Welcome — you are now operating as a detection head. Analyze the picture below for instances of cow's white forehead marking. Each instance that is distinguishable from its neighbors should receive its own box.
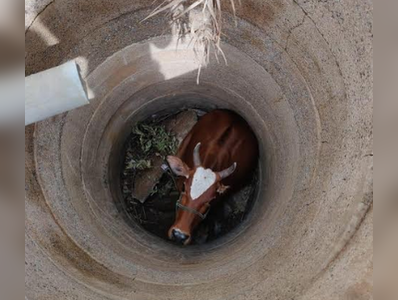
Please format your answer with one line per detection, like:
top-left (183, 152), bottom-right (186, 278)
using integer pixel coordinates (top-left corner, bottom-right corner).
top-left (190, 167), bottom-right (216, 200)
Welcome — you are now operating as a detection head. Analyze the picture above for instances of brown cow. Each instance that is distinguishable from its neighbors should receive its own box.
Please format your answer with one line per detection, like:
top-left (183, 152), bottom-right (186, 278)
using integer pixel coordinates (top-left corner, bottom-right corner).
top-left (166, 110), bottom-right (258, 245)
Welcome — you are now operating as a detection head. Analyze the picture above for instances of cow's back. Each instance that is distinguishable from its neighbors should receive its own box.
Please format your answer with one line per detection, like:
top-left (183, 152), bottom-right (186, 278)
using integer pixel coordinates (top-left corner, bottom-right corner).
top-left (177, 110), bottom-right (258, 187)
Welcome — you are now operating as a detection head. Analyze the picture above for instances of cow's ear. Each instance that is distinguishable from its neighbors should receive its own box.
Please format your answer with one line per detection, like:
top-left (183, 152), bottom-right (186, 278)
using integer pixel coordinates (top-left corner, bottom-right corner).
top-left (167, 156), bottom-right (190, 178)
top-left (217, 184), bottom-right (230, 195)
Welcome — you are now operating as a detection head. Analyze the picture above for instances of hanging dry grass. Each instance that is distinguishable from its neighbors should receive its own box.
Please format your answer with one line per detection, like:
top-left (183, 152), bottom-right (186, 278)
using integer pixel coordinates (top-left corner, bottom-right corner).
top-left (143, 0), bottom-right (238, 83)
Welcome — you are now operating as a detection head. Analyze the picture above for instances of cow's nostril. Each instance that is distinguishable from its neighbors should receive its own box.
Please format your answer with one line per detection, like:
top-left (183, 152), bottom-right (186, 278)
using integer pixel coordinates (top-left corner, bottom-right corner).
top-left (172, 229), bottom-right (189, 243)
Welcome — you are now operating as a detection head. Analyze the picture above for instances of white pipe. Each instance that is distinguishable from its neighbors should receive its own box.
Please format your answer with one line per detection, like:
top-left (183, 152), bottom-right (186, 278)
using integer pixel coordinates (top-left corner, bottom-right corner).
top-left (25, 61), bottom-right (89, 126)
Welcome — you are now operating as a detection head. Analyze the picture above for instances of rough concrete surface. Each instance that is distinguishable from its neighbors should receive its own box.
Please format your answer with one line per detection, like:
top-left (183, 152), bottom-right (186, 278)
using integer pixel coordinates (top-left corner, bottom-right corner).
top-left (25, 0), bottom-right (373, 299)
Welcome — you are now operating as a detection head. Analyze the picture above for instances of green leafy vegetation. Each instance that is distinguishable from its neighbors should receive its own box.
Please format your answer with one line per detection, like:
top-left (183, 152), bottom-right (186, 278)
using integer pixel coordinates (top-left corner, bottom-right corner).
top-left (126, 159), bottom-right (152, 171)
top-left (132, 123), bottom-right (178, 160)
top-left (122, 121), bottom-right (178, 199)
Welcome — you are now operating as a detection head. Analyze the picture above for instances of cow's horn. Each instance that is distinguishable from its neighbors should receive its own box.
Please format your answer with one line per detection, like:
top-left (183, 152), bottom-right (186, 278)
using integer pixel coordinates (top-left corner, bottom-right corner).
top-left (193, 143), bottom-right (202, 167)
top-left (219, 162), bottom-right (237, 179)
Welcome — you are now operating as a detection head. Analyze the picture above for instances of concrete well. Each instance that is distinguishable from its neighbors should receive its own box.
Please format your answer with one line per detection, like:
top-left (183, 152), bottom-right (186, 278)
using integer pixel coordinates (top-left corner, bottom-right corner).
top-left (25, 0), bottom-right (373, 299)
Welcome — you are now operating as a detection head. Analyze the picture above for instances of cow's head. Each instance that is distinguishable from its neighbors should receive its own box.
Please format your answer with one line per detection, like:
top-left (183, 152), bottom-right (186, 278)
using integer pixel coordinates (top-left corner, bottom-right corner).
top-left (166, 143), bottom-right (236, 245)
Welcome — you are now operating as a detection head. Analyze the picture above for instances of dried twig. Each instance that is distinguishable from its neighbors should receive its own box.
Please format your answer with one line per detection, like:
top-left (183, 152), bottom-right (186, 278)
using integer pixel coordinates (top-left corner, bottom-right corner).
top-left (143, 0), bottom-right (237, 84)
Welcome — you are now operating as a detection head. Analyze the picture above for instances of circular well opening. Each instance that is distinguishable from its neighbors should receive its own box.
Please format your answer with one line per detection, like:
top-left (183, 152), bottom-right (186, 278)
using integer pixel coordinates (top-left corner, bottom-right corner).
top-left (118, 106), bottom-right (260, 245)
top-left (83, 36), bottom-right (298, 260)
top-left (107, 83), bottom-right (266, 247)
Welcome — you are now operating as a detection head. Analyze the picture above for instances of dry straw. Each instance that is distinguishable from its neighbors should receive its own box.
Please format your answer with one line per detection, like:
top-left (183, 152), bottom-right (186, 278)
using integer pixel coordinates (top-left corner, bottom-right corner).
top-left (143, 0), bottom-right (238, 83)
